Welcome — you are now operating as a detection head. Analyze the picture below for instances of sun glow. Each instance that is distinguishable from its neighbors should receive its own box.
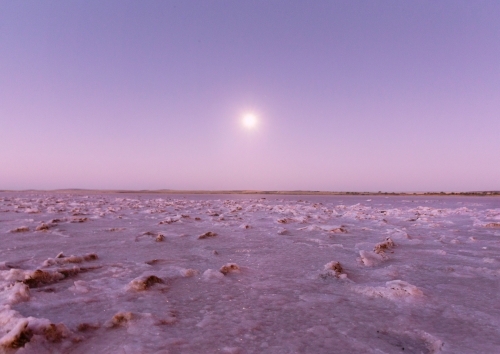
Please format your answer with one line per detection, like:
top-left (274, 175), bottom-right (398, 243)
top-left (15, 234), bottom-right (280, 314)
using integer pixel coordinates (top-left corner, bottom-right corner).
top-left (242, 113), bottom-right (258, 129)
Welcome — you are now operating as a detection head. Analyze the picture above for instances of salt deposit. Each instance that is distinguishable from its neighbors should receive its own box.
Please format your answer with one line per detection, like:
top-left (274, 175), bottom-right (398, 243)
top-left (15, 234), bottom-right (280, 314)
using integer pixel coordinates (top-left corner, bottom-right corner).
top-left (1, 192), bottom-right (499, 353)
top-left (219, 263), bottom-right (241, 275)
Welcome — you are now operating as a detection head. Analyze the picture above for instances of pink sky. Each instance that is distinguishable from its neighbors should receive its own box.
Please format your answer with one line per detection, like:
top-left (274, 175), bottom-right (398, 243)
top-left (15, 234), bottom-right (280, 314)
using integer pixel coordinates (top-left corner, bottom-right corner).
top-left (1, 1), bottom-right (499, 191)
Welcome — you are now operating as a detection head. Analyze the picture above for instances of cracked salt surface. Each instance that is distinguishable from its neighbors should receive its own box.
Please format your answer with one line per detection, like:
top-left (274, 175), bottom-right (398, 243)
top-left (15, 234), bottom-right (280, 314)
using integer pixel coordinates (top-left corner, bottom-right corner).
top-left (0, 193), bottom-right (500, 353)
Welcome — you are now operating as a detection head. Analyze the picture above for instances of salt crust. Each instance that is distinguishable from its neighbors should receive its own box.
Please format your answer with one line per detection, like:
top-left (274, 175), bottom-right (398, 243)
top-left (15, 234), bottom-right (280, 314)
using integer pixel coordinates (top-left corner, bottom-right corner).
top-left (127, 275), bottom-right (164, 291)
top-left (359, 250), bottom-right (385, 267)
top-left (3, 194), bottom-right (497, 352)
top-left (0, 306), bottom-right (75, 351)
top-left (219, 263), bottom-right (240, 275)
top-left (202, 269), bottom-right (224, 281)
top-left (105, 310), bottom-right (177, 329)
top-left (0, 252), bottom-right (103, 350)
top-left (320, 261), bottom-right (347, 279)
top-left (353, 280), bottom-right (424, 301)
top-left (276, 227), bottom-right (288, 235)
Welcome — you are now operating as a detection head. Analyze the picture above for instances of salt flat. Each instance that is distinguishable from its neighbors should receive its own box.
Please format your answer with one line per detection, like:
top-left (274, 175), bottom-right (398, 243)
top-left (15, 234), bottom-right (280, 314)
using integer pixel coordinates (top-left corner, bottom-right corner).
top-left (1, 192), bottom-right (499, 353)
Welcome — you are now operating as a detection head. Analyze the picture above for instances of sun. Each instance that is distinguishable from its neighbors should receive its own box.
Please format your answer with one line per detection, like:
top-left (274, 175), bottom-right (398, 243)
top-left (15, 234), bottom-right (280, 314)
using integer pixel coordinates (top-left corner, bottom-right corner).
top-left (242, 113), bottom-right (258, 129)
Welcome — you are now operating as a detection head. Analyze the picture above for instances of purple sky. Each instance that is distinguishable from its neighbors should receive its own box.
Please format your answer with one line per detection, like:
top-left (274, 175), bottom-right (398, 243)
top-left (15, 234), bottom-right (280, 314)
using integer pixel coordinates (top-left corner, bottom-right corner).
top-left (1, 1), bottom-right (499, 192)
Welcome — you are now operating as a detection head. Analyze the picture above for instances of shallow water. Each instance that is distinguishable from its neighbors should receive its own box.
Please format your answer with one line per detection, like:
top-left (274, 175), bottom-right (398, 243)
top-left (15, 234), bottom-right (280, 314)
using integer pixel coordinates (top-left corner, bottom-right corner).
top-left (1, 192), bottom-right (499, 353)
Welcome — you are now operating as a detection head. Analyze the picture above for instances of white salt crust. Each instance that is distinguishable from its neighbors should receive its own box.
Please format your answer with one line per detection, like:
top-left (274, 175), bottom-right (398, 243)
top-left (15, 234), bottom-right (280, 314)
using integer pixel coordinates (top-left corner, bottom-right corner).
top-left (1, 193), bottom-right (499, 352)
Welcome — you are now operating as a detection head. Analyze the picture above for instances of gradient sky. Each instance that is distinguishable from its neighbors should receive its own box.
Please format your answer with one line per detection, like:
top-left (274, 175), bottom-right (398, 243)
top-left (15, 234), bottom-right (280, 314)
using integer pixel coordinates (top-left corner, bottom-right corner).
top-left (1, 1), bottom-right (499, 192)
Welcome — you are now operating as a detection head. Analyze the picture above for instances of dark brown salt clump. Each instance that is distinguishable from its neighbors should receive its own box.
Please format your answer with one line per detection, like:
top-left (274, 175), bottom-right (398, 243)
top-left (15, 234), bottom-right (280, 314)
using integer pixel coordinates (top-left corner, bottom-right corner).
top-left (0, 320), bottom-right (32, 349)
top-left (220, 263), bottom-right (240, 275)
top-left (9, 226), bottom-right (29, 233)
top-left (77, 322), bottom-right (100, 332)
top-left (128, 275), bottom-right (164, 291)
top-left (42, 253), bottom-right (98, 267)
top-left (108, 312), bottom-right (133, 328)
top-left (374, 237), bottom-right (395, 254)
top-left (198, 231), bottom-right (217, 239)
top-left (23, 270), bottom-right (65, 288)
top-left (321, 261), bottom-right (347, 279)
top-left (35, 223), bottom-right (51, 231)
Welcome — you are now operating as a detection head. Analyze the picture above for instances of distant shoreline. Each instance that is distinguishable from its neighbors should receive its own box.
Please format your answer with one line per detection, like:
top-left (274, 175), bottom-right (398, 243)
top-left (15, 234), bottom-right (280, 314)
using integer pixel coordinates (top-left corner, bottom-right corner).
top-left (1, 189), bottom-right (499, 196)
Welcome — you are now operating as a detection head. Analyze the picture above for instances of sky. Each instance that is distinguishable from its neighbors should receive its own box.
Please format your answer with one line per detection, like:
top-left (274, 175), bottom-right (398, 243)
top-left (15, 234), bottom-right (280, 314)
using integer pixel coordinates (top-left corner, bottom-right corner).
top-left (1, 1), bottom-right (499, 192)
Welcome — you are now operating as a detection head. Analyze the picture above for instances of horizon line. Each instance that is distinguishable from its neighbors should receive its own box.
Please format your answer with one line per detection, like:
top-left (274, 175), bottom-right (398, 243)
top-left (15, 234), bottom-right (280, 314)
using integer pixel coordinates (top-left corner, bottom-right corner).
top-left (1, 189), bottom-right (499, 196)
